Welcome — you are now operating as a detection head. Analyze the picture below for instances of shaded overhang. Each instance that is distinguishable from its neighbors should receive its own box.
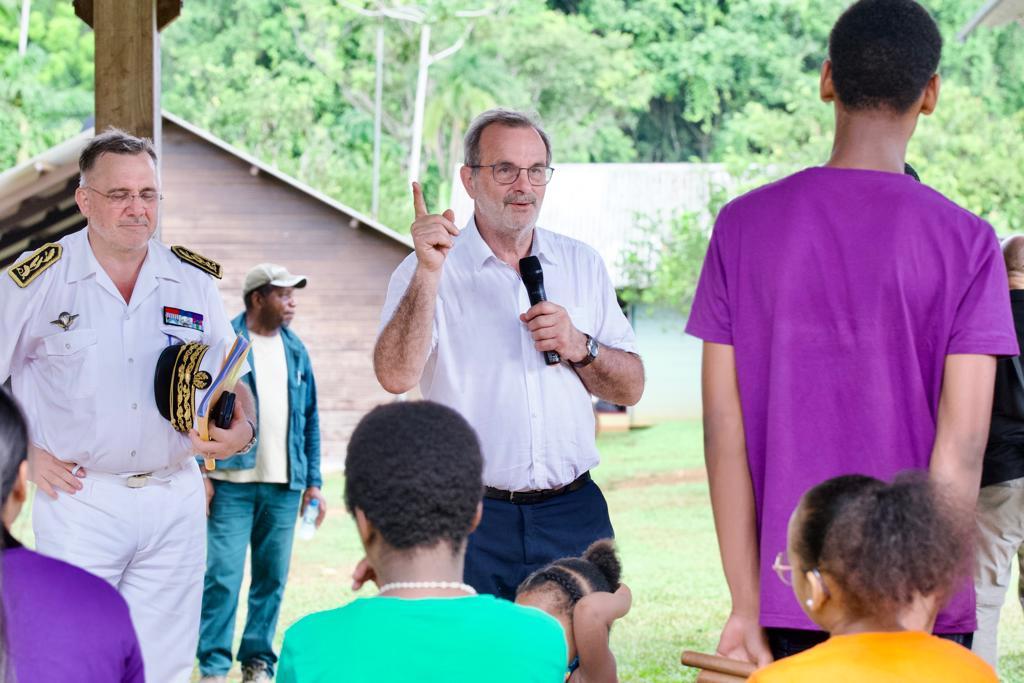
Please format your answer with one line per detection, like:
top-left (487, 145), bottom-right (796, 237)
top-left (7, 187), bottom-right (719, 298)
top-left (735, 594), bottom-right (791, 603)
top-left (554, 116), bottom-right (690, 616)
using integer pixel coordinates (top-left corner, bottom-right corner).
top-left (0, 131), bottom-right (92, 267)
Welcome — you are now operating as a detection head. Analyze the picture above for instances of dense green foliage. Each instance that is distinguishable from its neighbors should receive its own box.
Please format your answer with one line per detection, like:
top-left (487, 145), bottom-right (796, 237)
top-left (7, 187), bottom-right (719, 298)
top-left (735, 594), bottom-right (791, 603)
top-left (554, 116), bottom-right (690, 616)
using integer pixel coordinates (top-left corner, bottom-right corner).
top-left (0, 0), bottom-right (91, 167)
top-left (619, 209), bottom-right (711, 318)
top-left (2, 0), bottom-right (1023, 285)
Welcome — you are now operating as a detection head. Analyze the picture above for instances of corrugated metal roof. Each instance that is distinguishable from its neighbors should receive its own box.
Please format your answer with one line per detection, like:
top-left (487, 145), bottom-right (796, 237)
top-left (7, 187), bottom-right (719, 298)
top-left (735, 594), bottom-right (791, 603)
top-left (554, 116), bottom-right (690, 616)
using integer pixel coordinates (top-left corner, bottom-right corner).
top-left (0, 131), bottom-right (90, 265)
top-left (449, 162), bottom-right (728, 287)
top-left (959, 0), bottom-right (1024, 40)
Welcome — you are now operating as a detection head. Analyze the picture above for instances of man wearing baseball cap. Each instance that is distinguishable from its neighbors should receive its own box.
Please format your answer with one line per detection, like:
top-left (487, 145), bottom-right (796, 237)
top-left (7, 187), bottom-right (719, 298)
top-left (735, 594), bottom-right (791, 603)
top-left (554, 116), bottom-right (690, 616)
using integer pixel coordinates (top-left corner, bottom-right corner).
top-left (197, 263), bottom-right (325, 683)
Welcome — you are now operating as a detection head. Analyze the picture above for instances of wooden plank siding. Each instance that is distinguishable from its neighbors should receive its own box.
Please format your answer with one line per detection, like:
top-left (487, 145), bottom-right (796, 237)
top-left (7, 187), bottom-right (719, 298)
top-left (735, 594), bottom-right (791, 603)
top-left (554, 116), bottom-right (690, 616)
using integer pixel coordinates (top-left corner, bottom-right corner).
top-left (160, 121), bottom-right (411, 470)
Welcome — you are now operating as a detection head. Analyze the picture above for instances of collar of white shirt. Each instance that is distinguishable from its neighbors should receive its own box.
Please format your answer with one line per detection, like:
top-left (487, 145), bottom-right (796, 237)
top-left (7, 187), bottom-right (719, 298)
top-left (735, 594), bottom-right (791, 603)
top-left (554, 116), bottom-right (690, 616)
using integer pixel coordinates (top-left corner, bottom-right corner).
top-left (64, 229), bottom-right (182, 286)
top-left (459, 216), bottom-right (559, 273)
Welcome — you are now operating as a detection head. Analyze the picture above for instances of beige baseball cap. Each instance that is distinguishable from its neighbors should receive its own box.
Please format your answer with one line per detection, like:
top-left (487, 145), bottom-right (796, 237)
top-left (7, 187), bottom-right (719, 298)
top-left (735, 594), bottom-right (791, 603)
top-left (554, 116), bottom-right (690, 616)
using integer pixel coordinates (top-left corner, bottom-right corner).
top-left (243, 263), bottom-right (308, 296)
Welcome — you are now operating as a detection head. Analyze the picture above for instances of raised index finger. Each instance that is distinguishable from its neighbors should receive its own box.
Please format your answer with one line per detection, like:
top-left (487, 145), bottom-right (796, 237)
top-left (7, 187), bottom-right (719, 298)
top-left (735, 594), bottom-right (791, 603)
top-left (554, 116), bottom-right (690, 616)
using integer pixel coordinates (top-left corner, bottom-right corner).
top-left (411, 182), bottom-right (428, 218)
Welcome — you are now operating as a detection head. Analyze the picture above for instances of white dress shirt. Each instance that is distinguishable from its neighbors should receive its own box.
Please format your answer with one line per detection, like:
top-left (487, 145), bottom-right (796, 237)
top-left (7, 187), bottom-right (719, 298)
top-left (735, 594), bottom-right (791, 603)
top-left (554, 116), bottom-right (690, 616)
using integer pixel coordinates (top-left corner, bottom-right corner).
top-left (380, 218), bottom-right (638, 491)
top-left (0, 228), bottom-right (240, 474)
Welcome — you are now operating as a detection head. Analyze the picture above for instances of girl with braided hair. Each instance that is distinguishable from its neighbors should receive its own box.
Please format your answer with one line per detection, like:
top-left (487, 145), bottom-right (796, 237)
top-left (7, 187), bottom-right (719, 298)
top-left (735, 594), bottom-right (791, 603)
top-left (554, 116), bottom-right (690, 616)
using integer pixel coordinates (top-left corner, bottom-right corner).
top-left (750, 473), bottom-right (995, 682)
top-left (515, 539), bottom-right (631, 683)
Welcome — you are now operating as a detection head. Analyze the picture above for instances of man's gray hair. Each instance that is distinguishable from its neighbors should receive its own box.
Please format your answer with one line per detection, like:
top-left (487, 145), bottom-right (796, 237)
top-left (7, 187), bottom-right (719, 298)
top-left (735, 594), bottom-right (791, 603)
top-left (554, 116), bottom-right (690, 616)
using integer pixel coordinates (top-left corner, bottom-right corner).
top-left (79, 127), bottom-right (158, 187)
top-left (463, 109), bottom-right (552, 167)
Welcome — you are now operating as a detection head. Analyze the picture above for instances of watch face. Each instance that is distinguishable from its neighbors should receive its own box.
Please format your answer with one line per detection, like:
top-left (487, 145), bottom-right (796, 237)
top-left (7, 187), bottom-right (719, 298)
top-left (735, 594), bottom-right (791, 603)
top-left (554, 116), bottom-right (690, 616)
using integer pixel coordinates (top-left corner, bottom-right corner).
top-left (574, 334), bottom-right (599, 368)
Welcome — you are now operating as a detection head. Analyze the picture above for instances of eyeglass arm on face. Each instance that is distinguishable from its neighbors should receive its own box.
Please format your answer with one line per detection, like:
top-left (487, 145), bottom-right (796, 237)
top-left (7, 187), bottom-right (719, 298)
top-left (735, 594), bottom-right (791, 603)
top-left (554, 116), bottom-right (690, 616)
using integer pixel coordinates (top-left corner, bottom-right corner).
top-left (467, 164), bottom-right (555, 186)
top-left (83, 186), bottom-right (163, 204)
top-left (772, 552), bottom-right (831, 598)
top-left (772, 552), bottom-right (793, 586)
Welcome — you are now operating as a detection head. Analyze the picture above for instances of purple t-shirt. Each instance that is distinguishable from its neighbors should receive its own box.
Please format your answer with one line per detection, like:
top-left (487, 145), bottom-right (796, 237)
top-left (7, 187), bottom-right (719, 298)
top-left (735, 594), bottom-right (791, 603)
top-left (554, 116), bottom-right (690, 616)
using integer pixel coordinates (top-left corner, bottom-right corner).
top-left (3, 537), bottom-right (144, 682)
top-left (686, 167), bottom-right (1018, 632)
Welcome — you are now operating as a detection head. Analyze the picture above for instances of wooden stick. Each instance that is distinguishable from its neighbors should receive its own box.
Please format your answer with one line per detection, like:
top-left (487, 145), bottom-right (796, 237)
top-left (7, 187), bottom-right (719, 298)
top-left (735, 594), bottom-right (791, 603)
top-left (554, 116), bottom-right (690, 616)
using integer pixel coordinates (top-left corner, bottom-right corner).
top-left (681, 651), bottom-right (757, 678)
top-left (696, 671), bottom-right (749, 683)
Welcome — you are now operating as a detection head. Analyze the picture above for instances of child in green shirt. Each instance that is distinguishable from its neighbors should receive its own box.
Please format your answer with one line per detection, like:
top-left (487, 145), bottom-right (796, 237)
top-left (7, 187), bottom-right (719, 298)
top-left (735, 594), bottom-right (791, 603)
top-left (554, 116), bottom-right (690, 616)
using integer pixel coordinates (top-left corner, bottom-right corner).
top-left (277, 401), bottom-right (567, 683)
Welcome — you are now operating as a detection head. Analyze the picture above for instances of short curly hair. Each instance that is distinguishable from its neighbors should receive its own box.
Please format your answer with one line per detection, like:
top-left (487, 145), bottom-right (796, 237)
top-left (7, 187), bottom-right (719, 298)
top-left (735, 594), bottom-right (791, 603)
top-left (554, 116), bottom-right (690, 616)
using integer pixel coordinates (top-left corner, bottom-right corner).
top-left (793, 472), bottom-right (973, 618)
top-left (828, 0), bottom-right (942, 113)
top-left (344, 401), bottom-right (483, 552)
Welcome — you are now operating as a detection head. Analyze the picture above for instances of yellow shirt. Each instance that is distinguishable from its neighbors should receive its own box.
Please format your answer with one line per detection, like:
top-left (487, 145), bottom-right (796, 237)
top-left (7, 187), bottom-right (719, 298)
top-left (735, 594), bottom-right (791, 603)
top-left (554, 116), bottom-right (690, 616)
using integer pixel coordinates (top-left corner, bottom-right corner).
top-left (748, 631), bottom-right (997, 683)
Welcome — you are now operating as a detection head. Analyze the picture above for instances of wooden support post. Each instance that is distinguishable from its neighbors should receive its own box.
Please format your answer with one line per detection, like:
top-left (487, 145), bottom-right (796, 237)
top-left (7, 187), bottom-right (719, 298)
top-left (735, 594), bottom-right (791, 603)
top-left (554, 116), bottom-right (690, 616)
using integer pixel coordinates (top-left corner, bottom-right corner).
top-left (92, 0), bottom-right (160, 143)
top-left (74, 0), bottom-right (180, 143)
top-left (74, 0), bottom-right (180, 238)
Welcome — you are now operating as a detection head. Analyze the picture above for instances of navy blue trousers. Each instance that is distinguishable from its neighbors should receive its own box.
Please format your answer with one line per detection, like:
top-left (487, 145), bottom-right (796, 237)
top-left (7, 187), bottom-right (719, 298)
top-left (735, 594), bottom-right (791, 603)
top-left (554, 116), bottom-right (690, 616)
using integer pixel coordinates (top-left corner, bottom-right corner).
top-left (464, 479), bottom-right (614, 601)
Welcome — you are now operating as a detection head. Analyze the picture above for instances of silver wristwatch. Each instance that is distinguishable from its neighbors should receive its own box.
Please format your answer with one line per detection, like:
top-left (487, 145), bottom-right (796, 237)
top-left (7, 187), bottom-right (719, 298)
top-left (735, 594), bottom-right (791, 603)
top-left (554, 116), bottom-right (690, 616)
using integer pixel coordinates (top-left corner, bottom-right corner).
top-left (572, 334), bottom-right (599, 368)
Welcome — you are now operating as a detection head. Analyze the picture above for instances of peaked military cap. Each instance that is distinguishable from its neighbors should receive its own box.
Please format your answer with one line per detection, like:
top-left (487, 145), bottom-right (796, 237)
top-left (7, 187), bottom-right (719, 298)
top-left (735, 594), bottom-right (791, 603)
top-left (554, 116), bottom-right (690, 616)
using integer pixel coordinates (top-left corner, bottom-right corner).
top-left (153, 340), bottom-right (227, 433)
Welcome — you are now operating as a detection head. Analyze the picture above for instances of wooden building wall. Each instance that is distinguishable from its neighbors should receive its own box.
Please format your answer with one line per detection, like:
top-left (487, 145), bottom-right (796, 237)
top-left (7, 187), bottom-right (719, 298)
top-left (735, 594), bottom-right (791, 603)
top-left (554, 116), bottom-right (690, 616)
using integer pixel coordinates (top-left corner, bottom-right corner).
top-left (160, 121), bottom-right (410, 470)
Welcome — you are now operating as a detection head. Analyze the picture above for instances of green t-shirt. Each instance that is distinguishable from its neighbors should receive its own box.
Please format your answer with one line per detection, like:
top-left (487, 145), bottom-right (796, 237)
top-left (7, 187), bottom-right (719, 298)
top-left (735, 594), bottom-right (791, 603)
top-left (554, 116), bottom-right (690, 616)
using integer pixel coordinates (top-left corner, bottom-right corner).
top-left (277, 594), bottom-right (568, 683)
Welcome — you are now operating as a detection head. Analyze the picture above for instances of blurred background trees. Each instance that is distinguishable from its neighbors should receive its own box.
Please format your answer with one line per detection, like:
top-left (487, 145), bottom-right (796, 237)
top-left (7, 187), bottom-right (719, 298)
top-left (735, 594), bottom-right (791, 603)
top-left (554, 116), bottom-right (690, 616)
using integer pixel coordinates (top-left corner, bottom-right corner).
top-left (3, 0), bottom-right (1022, 303)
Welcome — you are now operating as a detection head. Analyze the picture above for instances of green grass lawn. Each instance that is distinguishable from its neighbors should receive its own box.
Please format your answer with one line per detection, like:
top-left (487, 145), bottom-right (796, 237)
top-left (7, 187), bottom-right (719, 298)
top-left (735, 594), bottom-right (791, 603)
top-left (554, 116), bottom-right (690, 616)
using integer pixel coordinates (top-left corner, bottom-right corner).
top-left (13, 421), bottom-right (1024, 681)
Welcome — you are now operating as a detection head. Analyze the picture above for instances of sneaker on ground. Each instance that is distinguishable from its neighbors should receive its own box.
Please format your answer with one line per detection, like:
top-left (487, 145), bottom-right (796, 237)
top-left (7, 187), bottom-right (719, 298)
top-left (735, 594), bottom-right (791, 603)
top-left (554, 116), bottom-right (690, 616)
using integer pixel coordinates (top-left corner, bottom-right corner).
top-left (241, 660), bottom-right (272, 683)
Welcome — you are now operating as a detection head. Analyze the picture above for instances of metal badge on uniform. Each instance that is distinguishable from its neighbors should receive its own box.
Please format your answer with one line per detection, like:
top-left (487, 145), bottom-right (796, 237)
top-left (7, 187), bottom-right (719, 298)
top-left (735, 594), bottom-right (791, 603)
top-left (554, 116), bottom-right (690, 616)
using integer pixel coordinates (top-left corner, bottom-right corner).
top-left (49, 311), bottom-right (79, 332)
top-left (163, 306), bottom-right (204, 332)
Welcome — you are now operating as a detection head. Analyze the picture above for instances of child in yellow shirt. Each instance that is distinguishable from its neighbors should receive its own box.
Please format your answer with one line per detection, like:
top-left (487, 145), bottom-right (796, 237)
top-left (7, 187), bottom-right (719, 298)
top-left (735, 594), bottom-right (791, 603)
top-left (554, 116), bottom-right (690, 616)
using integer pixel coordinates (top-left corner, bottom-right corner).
top-left (749, 473), bottom-right (996, 683)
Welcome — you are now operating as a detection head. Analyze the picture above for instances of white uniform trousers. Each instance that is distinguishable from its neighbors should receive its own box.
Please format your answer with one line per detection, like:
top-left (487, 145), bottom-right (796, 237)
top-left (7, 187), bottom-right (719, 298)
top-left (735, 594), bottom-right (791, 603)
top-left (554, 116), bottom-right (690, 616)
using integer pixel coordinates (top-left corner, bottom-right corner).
top-left (973, 476), bottom-right (1024, 668)
top-left (33, 459), bottom-right (206, 683)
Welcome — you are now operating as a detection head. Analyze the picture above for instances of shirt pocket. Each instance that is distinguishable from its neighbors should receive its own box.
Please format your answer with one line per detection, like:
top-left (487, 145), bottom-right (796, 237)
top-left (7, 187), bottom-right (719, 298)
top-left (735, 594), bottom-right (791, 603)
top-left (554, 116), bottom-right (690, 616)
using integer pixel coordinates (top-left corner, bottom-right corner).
top-left (41, 329), bottom-right (98, 399)
top-left (160, 325), bottom-right (204, 346)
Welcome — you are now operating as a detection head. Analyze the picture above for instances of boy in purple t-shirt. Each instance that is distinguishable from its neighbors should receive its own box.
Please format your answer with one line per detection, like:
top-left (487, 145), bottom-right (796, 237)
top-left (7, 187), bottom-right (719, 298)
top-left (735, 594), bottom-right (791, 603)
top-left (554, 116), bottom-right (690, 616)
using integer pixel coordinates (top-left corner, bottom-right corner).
top-left (686, 0), bottom-right (1017, 667)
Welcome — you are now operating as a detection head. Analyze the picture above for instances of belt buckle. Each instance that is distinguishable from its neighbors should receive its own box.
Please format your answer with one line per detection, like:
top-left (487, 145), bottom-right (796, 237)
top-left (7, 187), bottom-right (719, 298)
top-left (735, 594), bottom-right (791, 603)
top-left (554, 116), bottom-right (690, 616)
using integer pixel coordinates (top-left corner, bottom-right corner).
top-left (126, 474), bottom-right (150, 489)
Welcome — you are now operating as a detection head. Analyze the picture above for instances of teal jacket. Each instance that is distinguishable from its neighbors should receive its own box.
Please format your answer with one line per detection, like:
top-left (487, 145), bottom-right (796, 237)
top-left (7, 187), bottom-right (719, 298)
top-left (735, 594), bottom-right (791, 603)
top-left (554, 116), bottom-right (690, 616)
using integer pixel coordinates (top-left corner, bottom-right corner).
top-left (214, 313), bottom-right (323, 490)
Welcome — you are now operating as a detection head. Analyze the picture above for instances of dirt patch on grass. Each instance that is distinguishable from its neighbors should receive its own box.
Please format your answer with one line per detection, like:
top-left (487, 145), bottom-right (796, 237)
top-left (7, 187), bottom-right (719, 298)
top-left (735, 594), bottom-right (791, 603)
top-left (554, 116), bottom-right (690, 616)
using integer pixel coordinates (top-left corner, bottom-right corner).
top-left (606, 467), bottom-right (707, 490)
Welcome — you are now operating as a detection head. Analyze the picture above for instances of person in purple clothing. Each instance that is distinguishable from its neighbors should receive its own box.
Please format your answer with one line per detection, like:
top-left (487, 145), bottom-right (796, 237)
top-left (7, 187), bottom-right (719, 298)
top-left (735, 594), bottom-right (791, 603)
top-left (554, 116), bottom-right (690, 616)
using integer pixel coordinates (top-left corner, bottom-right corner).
top-left (0, 387), bottom-right (144, 683)
top-left (687, 0), bottom-right (1018, 667)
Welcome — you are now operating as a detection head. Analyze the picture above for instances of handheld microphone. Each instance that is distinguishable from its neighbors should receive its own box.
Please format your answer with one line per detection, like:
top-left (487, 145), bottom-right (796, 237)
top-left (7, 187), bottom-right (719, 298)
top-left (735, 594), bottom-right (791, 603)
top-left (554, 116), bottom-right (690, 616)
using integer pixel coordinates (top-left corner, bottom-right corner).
top-left (519, 255), bottom-right (561, 365)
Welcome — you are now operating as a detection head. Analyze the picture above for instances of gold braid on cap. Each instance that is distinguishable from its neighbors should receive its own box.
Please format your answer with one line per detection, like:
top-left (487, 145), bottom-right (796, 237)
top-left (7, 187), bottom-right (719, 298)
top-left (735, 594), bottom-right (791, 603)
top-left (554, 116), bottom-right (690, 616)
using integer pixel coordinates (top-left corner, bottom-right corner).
top-left (169, 342), bottom-right (210, 433)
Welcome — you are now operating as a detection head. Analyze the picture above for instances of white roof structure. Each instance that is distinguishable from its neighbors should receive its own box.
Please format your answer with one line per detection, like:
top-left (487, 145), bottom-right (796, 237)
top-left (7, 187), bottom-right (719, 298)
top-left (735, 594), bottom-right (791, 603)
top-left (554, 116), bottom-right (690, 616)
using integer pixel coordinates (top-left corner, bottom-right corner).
top-left (959, 0), bottom-right (1024, 40)
top-left (449, 162), bottom-right (727, 287)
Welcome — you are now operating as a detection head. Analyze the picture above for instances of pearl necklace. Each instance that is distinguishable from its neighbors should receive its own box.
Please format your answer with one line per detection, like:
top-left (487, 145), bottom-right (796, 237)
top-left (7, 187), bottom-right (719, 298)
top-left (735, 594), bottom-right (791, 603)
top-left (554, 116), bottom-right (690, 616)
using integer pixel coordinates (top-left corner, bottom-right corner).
top-left (377, 581), bottom-right (477, 595)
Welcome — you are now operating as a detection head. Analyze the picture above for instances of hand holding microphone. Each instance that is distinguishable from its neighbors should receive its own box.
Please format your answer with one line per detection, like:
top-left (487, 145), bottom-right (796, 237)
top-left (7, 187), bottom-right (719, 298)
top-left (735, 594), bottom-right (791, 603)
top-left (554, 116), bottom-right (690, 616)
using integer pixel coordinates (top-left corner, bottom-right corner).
top-left (519, 255), bottom-right (590, 366)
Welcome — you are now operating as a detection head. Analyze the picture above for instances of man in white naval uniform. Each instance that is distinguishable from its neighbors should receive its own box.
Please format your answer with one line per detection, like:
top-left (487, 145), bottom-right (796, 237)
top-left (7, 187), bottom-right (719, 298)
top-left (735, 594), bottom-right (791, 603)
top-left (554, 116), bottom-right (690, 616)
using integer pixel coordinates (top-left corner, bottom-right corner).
top-left (0, 129), bottom-right (255, 682)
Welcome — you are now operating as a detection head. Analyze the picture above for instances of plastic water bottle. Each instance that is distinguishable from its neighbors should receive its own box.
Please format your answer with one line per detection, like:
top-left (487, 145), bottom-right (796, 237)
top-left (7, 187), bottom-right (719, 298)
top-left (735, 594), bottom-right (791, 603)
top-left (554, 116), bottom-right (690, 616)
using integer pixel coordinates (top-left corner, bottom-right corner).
top-left (299, 499), bottom-right (319, 541)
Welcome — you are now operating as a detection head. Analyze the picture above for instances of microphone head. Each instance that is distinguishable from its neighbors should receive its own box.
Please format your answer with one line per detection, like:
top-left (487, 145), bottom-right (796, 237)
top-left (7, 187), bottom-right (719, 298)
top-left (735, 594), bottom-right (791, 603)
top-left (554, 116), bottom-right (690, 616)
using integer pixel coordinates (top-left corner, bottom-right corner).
top-left (519, 255), bottom-right (544, 289)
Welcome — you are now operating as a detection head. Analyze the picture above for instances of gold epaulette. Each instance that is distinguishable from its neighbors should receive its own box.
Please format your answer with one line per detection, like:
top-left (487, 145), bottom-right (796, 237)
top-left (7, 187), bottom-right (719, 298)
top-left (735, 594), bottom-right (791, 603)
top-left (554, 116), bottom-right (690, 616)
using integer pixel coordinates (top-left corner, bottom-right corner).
top-left (171, 245), bottom-right (223, 279)
top-left (7, 243), bottom-right (62, 288)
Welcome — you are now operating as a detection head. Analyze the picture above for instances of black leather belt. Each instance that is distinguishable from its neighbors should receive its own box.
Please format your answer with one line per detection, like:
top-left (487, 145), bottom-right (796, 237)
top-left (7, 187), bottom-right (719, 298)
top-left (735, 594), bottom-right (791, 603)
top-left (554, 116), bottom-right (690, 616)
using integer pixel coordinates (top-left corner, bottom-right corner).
top-left (484, 472), bottom-right (591, 505)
